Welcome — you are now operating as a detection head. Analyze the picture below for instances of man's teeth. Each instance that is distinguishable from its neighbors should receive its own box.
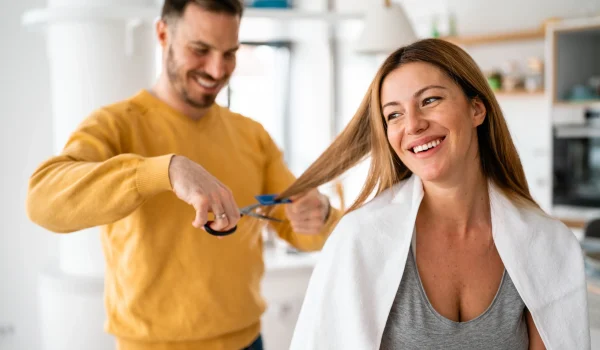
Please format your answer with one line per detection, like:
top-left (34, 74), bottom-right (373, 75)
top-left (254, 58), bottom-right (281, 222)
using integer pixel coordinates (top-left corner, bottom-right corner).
top-left (413, 139), bottom-right (442, 153)
top-left (196, 78), bottom-right (218, 89)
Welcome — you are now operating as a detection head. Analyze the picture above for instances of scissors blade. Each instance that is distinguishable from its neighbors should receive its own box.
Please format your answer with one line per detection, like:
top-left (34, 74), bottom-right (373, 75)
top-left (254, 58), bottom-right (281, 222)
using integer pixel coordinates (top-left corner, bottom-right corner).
top-left (239, 203), bottom-right (263, 213)
top-left (237, 194), bottom-right (292, 223)
top-left (244, 212), bottom-right (283, 222)
top-left (205, 195), bottom-right (289, 236)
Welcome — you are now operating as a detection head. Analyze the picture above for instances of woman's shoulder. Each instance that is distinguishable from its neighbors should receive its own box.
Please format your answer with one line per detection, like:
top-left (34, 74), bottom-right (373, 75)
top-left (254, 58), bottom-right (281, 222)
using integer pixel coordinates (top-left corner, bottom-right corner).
top-left (490, 184), bottom-right (581, 253)
top-left (521, 206), bottom-right (577, 235)
top-left (514, 204), bottom-right (583, 257)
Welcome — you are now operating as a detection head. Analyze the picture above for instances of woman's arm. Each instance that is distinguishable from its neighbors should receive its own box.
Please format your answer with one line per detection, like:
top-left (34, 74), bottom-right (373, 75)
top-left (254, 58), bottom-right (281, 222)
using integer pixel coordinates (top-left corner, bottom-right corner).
top-left (526, 309), bottom-right (546, 350)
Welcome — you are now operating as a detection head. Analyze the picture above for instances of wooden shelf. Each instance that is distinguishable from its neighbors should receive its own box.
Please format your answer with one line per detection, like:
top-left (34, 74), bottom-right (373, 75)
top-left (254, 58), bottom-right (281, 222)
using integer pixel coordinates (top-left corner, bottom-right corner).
top-left (441, 28), bottom-right (545, 46)
top-left (494, 88), bottom-right (545, 96)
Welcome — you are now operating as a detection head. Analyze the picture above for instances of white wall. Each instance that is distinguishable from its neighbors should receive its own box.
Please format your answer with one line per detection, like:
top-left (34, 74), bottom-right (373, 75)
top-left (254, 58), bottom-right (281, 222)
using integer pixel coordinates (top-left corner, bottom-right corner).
top-left (0, 1), bottom-right (58, 349)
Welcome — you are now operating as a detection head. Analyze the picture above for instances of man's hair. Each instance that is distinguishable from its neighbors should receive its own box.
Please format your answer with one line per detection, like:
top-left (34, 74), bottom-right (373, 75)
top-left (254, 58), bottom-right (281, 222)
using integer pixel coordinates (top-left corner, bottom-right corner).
top-left (161, 0), bottom-right (244, 22)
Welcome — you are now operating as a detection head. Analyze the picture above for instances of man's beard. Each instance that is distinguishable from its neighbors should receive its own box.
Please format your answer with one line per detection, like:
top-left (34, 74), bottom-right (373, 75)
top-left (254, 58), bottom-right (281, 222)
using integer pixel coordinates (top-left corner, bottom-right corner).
top-left (166, 46), bottom-right (223, 109)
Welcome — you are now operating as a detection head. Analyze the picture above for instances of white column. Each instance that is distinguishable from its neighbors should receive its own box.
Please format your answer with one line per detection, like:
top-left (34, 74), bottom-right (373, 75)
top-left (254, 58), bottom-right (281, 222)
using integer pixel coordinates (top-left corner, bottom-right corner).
top-left (22, 1), bottom-right (157, 348)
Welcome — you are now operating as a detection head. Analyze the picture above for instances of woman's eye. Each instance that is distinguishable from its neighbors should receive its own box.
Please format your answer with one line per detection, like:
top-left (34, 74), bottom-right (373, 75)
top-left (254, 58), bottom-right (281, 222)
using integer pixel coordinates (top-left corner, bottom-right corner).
top-left (422, 96), bottom-right (441, 106)
top-left (387, 112), bottom-right (403, 121)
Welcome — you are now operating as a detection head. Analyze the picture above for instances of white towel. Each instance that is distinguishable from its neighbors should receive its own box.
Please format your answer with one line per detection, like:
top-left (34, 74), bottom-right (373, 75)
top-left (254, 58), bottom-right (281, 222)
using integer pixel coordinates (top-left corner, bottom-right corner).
top-left (290, 175), bottom-right (590, 350)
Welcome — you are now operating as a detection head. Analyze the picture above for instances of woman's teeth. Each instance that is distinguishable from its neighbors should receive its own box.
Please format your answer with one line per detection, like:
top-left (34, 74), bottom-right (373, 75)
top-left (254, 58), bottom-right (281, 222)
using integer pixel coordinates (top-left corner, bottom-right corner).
top-left (196, 77), bottom-right (218, 89)
top-left (413, 139), bottom-right (442, 154)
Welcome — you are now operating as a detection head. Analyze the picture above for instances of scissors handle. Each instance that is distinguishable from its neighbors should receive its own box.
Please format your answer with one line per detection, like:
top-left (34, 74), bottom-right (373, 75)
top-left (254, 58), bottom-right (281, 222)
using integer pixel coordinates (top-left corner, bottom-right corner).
top-left (204, 221), bottom-right (238, 236)
top-left (203, 195), bottom-right (291, 236)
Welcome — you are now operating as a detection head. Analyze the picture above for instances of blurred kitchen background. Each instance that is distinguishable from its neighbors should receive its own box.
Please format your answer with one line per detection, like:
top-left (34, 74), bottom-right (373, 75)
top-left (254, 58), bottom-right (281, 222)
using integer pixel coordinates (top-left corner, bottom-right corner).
top-left (2, 0), bottom-right (600, 349)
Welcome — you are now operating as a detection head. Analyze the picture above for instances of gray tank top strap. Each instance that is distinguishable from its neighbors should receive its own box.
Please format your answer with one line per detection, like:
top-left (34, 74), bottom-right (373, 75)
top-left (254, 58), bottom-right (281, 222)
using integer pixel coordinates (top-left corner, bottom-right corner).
top-left (380, 248), bottom-right (529, 350)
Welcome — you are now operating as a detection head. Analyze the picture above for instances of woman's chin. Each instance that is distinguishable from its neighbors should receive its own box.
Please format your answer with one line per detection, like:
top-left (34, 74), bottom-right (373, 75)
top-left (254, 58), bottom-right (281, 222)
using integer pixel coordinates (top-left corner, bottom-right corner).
top-left (412, 167), bottom-right (446, 183)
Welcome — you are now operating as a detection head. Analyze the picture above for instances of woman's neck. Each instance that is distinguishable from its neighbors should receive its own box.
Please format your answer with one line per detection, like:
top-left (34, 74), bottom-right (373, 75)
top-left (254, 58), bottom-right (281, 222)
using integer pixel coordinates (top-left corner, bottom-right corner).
top-left (419, 166), bottom-right (490, 236)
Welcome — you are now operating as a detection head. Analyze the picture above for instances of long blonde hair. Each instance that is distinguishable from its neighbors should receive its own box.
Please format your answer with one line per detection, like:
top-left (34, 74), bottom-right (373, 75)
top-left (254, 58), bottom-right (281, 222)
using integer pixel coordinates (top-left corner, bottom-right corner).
top-left (279, 39), bottom-right (537, 212)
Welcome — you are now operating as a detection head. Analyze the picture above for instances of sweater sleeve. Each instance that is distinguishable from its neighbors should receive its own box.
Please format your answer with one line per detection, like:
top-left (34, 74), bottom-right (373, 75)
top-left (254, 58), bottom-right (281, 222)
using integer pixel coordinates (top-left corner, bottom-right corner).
top-left (258, 125), bottom-right (342, 252)
top-left (26, 109), bottom-right (174, 233)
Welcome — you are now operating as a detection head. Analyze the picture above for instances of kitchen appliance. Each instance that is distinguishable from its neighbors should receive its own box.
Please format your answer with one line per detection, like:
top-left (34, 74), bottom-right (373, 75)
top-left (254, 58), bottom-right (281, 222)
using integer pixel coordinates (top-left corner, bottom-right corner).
top-left (553, 107), bottom-right (600, 207)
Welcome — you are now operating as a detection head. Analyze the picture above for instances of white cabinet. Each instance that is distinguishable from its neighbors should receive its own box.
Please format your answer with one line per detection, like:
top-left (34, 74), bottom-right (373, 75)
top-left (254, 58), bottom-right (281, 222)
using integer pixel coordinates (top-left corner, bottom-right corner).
top-left (38, 266), bottom-right (114, 350)
top-left (545, 17), bottom-right (600, 219)
top-left (497, 95), bottom-right (553, 211)
top-left (546, 18), bottom-right (600, 125)
top-left (261, 249), bottom-right (318, 350)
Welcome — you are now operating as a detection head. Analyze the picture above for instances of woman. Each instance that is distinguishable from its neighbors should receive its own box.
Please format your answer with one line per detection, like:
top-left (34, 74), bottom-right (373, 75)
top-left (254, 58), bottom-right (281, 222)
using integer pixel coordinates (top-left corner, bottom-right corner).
top-left (279, 39), bottom-right (589, 349)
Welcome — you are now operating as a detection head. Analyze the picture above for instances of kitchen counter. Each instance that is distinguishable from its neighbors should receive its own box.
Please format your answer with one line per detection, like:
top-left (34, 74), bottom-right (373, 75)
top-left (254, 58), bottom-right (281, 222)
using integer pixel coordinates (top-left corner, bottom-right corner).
top-left (551, 205), bottom-right (600, 240)
top-left (261, 247), bottom-right (320, 350)
top-left (263, 247), bottom-right (320, 272)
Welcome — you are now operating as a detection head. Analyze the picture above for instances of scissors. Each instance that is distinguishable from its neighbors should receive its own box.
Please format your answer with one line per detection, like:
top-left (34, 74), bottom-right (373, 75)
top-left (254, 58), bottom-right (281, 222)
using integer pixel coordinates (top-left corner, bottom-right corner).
top-left (204, 194), bottom-right (292, 236)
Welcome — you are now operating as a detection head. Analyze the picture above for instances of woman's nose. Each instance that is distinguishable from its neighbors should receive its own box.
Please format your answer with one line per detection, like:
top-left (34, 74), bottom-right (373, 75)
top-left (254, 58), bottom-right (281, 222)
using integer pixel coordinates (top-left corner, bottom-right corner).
top-left (405, 109), bottom-right (428, 135)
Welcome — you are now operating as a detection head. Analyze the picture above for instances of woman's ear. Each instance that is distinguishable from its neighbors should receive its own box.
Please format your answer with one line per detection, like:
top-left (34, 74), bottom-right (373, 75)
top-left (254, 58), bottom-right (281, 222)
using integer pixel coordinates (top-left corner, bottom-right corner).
top-left (470, 97), bottom-right (486, 127)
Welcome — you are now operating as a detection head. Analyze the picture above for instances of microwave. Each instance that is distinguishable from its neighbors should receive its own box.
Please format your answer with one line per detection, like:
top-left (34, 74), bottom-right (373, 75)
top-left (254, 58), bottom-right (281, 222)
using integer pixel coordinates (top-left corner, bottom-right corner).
top-left (553, 108), bottom-right (600, 207)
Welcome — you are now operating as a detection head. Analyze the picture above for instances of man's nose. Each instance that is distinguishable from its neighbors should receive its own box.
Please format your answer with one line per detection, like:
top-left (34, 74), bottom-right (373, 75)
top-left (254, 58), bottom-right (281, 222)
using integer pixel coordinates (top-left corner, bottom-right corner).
top-left (204, 54), bottom-right (226, 80)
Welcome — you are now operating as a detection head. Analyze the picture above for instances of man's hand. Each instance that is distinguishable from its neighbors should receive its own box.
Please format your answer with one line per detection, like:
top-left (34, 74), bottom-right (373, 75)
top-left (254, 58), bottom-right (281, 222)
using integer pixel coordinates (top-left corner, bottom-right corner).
top-left (284, 189), bottom-right (331, 235)
top-left (168, 155), bottom-right (240, 232)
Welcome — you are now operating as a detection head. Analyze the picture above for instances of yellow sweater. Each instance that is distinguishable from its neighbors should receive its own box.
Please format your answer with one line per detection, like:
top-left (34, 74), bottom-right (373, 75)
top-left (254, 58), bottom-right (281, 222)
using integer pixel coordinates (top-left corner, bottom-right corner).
top-left (26, 90), bottom-right (341, 350)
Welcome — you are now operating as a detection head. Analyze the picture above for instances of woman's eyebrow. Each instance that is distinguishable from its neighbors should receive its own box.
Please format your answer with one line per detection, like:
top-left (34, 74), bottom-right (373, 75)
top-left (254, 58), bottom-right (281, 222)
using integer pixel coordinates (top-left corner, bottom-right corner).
top-left (382, 85), bottom-right (447, 109)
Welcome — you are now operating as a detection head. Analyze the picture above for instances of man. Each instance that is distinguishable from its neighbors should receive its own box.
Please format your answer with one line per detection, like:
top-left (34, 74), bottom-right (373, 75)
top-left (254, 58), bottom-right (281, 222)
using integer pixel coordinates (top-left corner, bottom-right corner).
top-left (25, 1), bottom-right (341, 349)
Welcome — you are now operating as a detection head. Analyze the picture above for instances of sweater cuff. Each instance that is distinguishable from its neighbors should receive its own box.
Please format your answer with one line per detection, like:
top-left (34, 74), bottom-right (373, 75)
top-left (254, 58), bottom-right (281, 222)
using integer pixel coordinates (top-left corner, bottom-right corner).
top-left (136, 154), bottom-right (175, 198)
top-left (323, 205), bottom-right (343, 233)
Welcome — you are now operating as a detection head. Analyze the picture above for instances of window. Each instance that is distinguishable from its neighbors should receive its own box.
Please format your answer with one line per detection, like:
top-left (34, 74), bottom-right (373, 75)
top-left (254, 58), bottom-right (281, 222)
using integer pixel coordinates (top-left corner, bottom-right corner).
top-left (216, 42), bottom-right (292, 160)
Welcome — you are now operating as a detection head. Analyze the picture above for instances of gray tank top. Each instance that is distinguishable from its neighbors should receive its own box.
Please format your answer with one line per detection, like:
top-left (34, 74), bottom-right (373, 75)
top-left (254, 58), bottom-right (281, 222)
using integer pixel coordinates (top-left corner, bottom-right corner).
top-left (380, 248), bottom-right (529, 350)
